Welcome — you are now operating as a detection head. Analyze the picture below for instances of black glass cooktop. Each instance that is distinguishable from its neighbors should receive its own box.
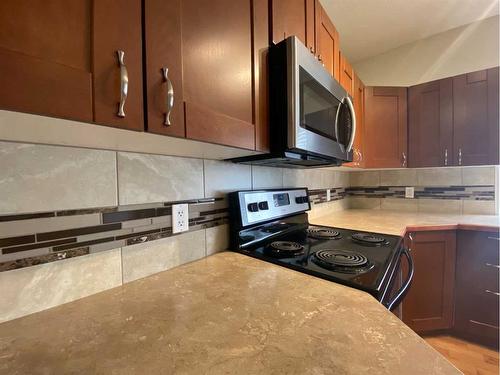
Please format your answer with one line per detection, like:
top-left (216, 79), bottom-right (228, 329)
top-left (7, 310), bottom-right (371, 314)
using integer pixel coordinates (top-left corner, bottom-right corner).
top-left (237, 220), bottom-right (403, 299)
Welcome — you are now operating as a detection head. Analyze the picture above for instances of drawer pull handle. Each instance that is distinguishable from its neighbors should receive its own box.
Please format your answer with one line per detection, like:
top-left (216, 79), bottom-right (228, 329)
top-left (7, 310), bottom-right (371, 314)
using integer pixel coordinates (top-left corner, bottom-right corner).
top-left (161, 67), bottom-right (174, 126)
top-left (469, 320), bottom-right (499, 329)
top-left (487, 237), bottom-right (500, 241)
top-left (485, 290), bottom-right (500, 296)
top-left (116, 50), bottom-right (128, 118)
top-left (486, 263), bottom-right (500, 269)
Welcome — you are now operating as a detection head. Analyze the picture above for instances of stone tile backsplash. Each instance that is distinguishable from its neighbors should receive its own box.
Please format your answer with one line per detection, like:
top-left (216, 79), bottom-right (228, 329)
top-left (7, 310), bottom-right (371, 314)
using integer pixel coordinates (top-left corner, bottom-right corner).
top-left (117, 152), bottom-right (204, 205)
top-left (0, 140), bottom-right (352, 322)
top-left (0, 139), bottom-right (498, 323)
top-left (348, 167), bottom-right (498, 215)
top-left (0, 141), bottom-right (117, 214)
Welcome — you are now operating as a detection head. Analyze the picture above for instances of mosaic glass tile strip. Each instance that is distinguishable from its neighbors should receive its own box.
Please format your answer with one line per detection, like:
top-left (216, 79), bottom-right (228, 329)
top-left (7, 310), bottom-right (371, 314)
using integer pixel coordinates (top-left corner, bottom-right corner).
top-left (346, 185), bottom-right (495, 201)
top-left (0, 197), bottom-right (231, 272)
top-left (0, 183), bottom-right (495, 272)
top-left (0, 248), bottom-right (90, 272)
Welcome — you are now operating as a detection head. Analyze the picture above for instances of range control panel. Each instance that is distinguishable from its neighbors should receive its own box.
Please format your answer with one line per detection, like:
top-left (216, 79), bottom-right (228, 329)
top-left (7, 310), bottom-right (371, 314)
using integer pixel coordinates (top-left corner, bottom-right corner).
top-left (236, 188), bottom-right (310, 227)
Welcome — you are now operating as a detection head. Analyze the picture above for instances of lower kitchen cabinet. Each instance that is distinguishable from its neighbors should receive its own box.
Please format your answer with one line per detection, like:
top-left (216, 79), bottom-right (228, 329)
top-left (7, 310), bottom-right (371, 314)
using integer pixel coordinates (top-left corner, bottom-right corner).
top-left (402, 230), bottom-right (456, 333)
top-left (364, 86), bottom-right (407, 168)
top-left (454, 230), bottom-right (500, 347)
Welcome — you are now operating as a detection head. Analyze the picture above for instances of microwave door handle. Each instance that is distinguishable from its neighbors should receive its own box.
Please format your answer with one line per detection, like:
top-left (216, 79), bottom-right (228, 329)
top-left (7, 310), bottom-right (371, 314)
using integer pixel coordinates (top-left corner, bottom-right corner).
top-left (345, 96), bottom-right (356, 152)
top-left (385, 247), bottom-right (414, 311)
top-left (334, 100), bottom-right (341, 141)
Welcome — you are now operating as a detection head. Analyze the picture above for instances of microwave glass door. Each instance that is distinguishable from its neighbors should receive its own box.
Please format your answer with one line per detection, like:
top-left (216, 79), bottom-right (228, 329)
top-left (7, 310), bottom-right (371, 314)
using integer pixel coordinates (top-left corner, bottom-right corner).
top-left (299, 67), bottom-right (342, 142)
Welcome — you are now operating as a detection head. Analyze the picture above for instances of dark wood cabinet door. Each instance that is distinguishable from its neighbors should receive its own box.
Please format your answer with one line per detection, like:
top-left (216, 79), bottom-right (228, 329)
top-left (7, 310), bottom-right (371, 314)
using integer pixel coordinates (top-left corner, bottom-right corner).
top-left (453, 67), bottom-right (499, 166)
top-left (402, 231), bottom-right (456, 333)
top-left (315, 1), bottom-right (339, 80)
top-left (364, 87), bottom-right (408, 168)
top-left (182, 0), bottom-right (263, 150)
top-left (144, 0), bottom-right (185, 137)
top-left (0, 0), bottom-right (143, 130)
top-left (271, 0), bottom-right (315, 52)
top-left (0, 0), bottom-right (93, 122)
top-left (339, 52), bottom-right (354, 96)
top-left (408, 78), bottom-right (453, 167)
top-left (455, 230), bottom-right (500, 347)
top-left (93, 0), bottom-right (144, 131)
top-left (345, 74), bottom-right (365, 168)
top-left (144, 0), bottom-right (268, 150)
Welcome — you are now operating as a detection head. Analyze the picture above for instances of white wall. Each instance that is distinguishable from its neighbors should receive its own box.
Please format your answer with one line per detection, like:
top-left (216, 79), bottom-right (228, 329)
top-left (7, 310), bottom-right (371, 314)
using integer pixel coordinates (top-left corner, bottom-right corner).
top-left (354, 15), bottom-right (500, 86)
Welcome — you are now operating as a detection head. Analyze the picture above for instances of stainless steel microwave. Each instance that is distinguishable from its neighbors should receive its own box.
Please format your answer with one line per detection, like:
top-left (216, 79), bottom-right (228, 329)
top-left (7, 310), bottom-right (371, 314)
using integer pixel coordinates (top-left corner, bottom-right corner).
top-left (230, 36), bottom-right (355, 168)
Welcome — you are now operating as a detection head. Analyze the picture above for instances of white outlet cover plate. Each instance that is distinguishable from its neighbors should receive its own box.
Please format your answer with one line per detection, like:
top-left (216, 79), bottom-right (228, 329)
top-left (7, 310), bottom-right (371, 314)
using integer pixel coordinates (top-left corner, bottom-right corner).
top-left (405, 187), bottom-right (415, 199)
top-left (172, 203), bottom-right (189, 233)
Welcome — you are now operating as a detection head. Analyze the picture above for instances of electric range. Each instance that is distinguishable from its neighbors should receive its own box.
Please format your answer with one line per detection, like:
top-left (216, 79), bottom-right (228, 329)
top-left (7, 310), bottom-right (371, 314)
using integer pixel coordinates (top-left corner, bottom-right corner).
top-left (228, 188), bottom-right (414, 310)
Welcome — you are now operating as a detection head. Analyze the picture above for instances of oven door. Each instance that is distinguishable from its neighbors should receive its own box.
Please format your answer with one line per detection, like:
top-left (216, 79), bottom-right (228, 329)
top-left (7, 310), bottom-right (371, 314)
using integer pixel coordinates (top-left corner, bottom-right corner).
top-left (287, 37), bottom-right (355, 161)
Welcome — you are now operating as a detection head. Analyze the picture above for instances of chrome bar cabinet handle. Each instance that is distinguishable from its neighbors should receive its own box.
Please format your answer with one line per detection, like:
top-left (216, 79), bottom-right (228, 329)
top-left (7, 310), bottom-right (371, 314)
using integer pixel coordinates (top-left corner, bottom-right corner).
top-left (458, 148), bottom-right (462, 165)
top-left (402, 152), bottom-right (407, 167)
top-left (162, 67), bottom-right (174, 126)
top-left (487, 237), bottom-right (500, 241)
top-left (485, 290), bottom-right (500, 297)
top-left (116, 50), bottom-right (128, 118)
top-left (444, 148), bottom-right (448, 166)
top-left (485, 263), bottom-right (500, 269)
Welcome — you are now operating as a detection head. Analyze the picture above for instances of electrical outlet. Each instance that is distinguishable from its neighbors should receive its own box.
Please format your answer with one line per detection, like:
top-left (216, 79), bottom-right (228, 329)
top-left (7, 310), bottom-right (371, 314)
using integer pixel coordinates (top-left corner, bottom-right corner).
top-left (326, 189), bottom-right (331, 202)
top-left (405, 187), bottom-right (415, 199)
top-left (172, 204), bottom-right (189, 233)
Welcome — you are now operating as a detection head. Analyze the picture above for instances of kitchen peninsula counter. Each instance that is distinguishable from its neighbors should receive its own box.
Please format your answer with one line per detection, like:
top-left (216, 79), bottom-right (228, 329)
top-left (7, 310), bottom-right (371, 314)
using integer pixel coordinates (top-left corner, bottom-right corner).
top-left (311, 209), bottom-right (499, 236)
top-left (0, 252), bottom-right (459, 374)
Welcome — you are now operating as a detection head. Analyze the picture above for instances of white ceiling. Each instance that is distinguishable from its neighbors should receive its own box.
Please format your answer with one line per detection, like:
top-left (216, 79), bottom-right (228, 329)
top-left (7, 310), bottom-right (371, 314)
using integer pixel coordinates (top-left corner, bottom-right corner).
top-left (320, 0), bottom-right (500, 63)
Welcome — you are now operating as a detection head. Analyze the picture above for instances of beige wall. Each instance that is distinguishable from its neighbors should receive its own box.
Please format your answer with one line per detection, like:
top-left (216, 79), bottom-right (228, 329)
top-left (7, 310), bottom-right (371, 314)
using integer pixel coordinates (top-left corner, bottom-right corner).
top-left (354, 15), bottom-right (500, 86)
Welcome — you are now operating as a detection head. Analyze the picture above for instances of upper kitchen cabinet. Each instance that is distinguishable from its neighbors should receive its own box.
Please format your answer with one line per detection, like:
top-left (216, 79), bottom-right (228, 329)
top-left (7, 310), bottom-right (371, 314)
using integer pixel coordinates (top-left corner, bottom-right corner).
top-left (339, 52), bottom-right (354, 96)
top-left (0, 0), bottom-right (144, 131)
top-left (315, 1), bottom-right (340, 80)
top-left (144, 0), bottom-right (268, 150)
top-left (408, 78), bottom-right (453, 168)
top-left (453, 67), bottom-right (499, 166)
top-left (270, 0), bottom-right (315, 52)
top-left (345, 73), bottom-right (365, 167)
top-left (364, 87), bottom-right (408, 168)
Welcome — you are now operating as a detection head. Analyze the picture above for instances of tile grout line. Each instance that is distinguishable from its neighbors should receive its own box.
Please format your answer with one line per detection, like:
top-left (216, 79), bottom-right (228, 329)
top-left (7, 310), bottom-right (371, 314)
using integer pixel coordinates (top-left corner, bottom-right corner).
top-left (119, 247), bottom-right (124, 285)
top-left (115, 152), bottom-right (120, 209)
top-left (115, 152), bottom-right (124, 284)
top-left (204, 228), bottom-right (208, 257)
top-left (202, 159), bottom-right (207, 255)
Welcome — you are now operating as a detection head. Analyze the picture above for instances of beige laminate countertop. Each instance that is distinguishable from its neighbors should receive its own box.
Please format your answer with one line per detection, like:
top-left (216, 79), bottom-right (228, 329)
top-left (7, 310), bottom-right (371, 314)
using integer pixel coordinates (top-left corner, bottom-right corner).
top-left (0, 252), bottom-right (460, 375)
top-left (311, 209), bottom-right (500, 236)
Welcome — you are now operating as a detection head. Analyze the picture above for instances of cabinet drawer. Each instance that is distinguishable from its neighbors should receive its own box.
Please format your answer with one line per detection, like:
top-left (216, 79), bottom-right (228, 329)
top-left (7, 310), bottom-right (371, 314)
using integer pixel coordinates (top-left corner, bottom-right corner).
top-left (466, 288), bottom-right (500, 327)
top-left (479, 262), bottom-right (500, 291)
top-left (465, 231), bottom-right (500, 263)
top-left (455, 229), bottom-right (500, 346)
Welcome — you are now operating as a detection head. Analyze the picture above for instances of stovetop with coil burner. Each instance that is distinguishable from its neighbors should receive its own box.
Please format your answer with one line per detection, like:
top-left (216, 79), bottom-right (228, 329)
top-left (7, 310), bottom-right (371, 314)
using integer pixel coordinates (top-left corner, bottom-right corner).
top-left (228, 188), bottom-right (404, 300)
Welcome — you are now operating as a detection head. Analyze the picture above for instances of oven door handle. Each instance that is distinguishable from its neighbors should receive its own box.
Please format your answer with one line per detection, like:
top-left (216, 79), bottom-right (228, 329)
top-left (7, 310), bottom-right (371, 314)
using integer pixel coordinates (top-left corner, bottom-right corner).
top-left (385, 247), bottom-right (414, 311)
top-left (344, 96), bottom-right (356, 152)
